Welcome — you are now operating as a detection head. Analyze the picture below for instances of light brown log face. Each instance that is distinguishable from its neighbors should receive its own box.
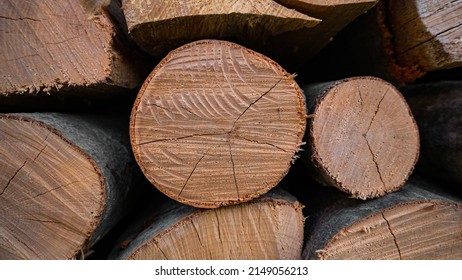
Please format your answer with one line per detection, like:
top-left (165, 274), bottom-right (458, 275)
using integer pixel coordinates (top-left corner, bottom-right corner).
top-left (318, 201), bottom-right (462, 260)
top-left (308, 77), bottom-right (419, 198)
top-left (130, 40), bottom-right (306, 208)
top-left (0, 115), bottom-right (104, 259)
top-left (127, 199), bottom-right (304, 260)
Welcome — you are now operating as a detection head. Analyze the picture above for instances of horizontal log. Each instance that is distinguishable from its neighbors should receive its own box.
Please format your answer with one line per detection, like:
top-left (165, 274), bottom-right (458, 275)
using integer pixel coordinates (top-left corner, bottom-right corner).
top-left (122, 0), bottom-right (319, 58)
top-left (112, 189), bottom-right (304, 260)
top-left (0, 0), bottom-right (149, 104)
top-left (0, 113), bottom-right (139, 259)
top-left (301, 176), bottom-right (462, 259)
top-left (403, 81), bottom-right (462, 185)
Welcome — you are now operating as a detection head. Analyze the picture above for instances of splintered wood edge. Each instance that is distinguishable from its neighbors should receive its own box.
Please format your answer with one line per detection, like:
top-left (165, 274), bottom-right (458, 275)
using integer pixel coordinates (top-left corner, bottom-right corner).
top-left (126, 198), bottom-right (304, 260)
top-left (0, 114), bottom-right (106, 259)
top-left (130, 39), bottom-right (307, 208)
top-left (317, 200), bottom-right (462, 260)
top-left (309, 76), bottom-right (419, 199)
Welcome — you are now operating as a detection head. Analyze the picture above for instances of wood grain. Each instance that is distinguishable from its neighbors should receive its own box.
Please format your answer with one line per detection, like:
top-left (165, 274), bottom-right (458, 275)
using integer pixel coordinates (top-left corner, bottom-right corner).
top-left (388, 0), bottom-right (462, 72)
top-left (0, 113), bottom-right (137, 259)
top-left (302, 176), bottom-right (462, 260)
top-left (302, 77), bottom-right (419, 199)
top-left (130, 40), bottom-right (306, 208)
top-left (122, 0), bottom-right (319, 58)
top-left (115, 190), bottom-right (304, 260)
top-left (0, 0), bottom-right (144, 97)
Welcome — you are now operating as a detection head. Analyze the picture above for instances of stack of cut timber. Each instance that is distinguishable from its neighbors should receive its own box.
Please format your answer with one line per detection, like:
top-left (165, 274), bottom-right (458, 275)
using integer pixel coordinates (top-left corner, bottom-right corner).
top-left (0, 113), bottom-right (138, 259)
top-left (0, 0), bottom-right (461, 261)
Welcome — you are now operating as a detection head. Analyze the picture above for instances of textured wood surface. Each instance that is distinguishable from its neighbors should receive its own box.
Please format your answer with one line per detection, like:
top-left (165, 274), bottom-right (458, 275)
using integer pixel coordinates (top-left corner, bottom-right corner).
top-left (388, 0), bottom-right (462, 72)
top-left (302, 176), bottom-right (462, 260)
top-left (302, 77), bottom-right (419, 199)
top-left (122, 0), bottom-right (319, 58)
top-left (115, 189), bottom-right (304, 260)
top-left (404, 81), bottom-right (462, 185)
top-left (0, 113), bottom-right (137, 259)
top-left (130, 40), bottom-right (306, 208)
top-left (0, 0), bottom-right (144, 97)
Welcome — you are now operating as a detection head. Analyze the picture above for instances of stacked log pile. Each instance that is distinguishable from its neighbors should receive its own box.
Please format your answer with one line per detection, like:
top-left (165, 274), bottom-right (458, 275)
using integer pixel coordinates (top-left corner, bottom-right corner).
top-left (0, 0), bottom-right (460, 259)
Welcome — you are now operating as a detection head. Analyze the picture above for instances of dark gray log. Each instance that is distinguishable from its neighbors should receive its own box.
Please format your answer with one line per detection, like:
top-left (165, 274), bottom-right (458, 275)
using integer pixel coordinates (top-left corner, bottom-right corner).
top-left (403, 81), bottom-right (462, 186)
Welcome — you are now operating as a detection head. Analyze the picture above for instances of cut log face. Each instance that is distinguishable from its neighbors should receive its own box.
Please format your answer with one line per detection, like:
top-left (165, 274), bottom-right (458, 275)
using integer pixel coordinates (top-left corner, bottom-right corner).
top-left (117, 193), bottom-right (304, 260)
top-left (0, 0), bottom-right (143, 97)
top-left (388, 0), bottom-right (462, 72)
top-left (318, 200), bottom-right (462, 260)
top-left (302, 77), bottom-right (419, 199)
top-left (122, 0), bottom-right (319, 58)
top-left (130, 40), bottom-right (306, 208)
top-left (0, 115), bottom-right (103, 259)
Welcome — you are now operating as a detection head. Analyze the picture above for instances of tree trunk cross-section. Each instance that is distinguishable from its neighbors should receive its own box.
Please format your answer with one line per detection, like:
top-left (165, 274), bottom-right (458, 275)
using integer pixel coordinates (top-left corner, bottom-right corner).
top-left (302, 77), bottom-right (419, 199)
top-left (0, 113), bottom-right (137, 259)
top-left (130, 40), bottom-right (306, 208)
top-left (115, 190), bottom-right (304, 260)
top-left (0, 0), bottom-right (144, 97)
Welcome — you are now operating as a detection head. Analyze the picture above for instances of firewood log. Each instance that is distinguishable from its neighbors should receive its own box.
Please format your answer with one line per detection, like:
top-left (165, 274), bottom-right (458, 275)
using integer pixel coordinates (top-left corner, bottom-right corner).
top-left (130, 40), bottom-right (306, 208)
top-left (0, 0), bottom-right (149, 108)
top-left (301, 0), bottom-right (462, 85)
top-left (404, 81), bottom-right (462, 186)
top-left (0, 112), bottom-right (138, 259)
top-left (302, 176), bottom-right (462, 259)
top-left (112, 189), bottom-right (304, 260)
top-left (122, 0), bottom-right (319, 59)
top-left (301, 77), bottom-right (420, 199)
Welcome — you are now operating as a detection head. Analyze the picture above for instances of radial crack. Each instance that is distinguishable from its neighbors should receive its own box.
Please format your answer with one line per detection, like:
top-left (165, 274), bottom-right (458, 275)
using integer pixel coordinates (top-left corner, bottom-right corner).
top-left (365, 90), bottom-right (388, 133)
top-left (0, 160), bottom-right (26, 196)
top-left (228, 142), bottom-right (239, 199)
top-left (382, 213), bottom-right (402, 260)
top-left (364, 136), bottom-right (386, 188)
top-left (178, 146), bottom-right (214, 197)
top-left (138, 132), bottom-right (227, 146)
top-left (231, 78), bottom-right (282, 130)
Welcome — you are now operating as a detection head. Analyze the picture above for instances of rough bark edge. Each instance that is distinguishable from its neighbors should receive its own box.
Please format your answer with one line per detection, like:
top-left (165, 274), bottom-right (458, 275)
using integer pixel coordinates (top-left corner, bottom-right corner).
top-left (317, 199), bottom-right (462, 259)
top-left (303, 76), bottom-right (419, 199)
top-left (130, 39), bottom-right (307, 208)
top-left (122, 192), bottom-right (303, 259)
top-left (0, 114), bottom-right (106, 259)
